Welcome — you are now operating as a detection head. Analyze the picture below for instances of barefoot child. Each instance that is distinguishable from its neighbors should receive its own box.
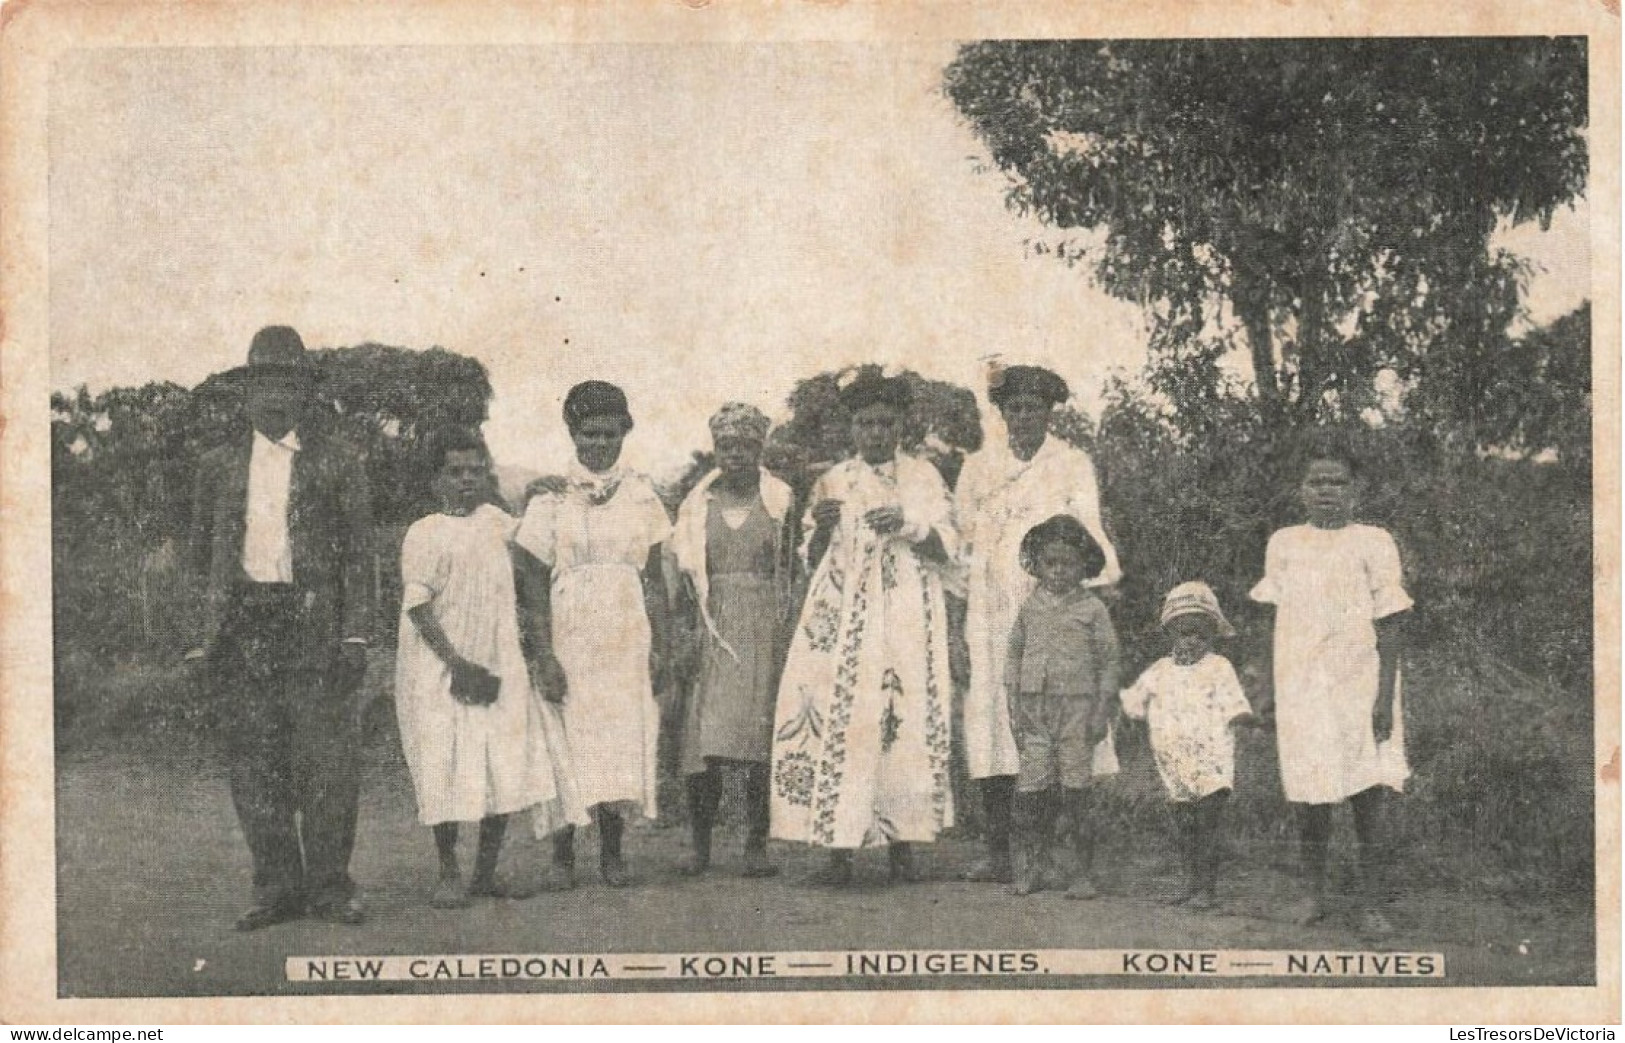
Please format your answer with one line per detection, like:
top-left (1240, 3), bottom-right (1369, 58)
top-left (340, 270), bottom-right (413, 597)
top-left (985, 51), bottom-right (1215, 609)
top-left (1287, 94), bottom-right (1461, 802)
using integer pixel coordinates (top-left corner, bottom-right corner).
top-left (1120, 582), bottom-right (1254, 910)
top-left (394, 427), bottom-right (582, 908)
top-left (1003, 515), bottom-right (1120, 899)
top-left (1250, 434), bottom-right (1412, 936)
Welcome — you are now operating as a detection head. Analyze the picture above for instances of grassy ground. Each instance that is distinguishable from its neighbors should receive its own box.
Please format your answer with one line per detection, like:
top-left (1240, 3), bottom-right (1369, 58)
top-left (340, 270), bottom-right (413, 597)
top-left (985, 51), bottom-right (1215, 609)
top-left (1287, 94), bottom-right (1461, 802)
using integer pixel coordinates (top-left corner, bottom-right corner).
top-left (52, 649), bottom-right (1597, 998)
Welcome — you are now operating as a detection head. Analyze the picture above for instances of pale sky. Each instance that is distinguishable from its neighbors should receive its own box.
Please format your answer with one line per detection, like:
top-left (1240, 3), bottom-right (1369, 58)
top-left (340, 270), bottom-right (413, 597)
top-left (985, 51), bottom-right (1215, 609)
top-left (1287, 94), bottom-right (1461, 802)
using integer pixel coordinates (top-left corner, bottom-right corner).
top-left (49, 44), bottom-right (1589, 480)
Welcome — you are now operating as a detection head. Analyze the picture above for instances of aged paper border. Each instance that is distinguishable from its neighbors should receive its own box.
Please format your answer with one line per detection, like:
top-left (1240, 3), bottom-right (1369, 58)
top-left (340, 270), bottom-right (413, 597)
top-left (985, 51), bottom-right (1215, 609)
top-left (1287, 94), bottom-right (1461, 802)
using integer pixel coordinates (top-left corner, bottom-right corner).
top-left (2, 0), bottom-right (1618, 1024)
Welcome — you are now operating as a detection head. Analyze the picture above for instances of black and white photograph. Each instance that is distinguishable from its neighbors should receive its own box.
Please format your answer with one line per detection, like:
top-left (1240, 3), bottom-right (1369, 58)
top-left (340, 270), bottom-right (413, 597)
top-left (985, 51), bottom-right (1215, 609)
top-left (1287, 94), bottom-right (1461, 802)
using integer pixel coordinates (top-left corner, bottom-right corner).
top-left (1, 0), bottom-right (1616, 1024)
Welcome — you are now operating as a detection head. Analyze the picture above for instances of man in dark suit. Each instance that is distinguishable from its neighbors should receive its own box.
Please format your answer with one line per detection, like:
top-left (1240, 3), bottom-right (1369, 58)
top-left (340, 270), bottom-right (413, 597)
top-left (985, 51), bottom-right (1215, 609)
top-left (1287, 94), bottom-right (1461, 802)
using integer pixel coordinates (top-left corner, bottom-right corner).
top-left (183, 326), bottom-right (375, 930)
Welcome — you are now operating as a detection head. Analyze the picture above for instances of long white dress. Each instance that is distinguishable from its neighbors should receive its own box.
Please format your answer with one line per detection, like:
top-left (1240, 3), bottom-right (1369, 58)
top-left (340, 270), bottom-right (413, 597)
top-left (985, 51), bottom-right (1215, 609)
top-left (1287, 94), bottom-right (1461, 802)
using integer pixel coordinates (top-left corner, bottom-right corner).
top-left (1249, 524), bottom-right (1413, 805)
top-left (769, 455), bottom-right (957, 849)
top-left (956, 435), bottom-right (1122, 780)
top-left (515, 466), bottom-right (670, 820)
top-left (394, 505), bottom-right (586, 830)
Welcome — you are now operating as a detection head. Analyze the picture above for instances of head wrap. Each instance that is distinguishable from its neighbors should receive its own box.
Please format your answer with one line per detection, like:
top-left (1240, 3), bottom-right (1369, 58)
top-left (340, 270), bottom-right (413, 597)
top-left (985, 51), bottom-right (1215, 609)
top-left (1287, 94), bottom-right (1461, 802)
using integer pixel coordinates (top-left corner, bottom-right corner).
top-left (836, 367), bottom-right (912, 415)
top-left (1018, 514), bottom-right (1108, 580)
top-left (708, 402), bottom-right (771, 444)
top-left (988, 364), bottom-right (1069, 407)
top-left (562, 380), bottom-right (633, 433)
top-left (1159, 581), bottom-right (1237, 638)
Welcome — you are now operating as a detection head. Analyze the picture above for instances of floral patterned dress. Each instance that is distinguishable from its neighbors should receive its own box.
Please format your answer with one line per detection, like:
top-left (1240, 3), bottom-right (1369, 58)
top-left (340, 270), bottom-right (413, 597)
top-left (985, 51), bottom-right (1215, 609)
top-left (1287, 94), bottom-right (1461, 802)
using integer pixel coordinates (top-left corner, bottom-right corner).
top-left (769, 455), bottom-right (957, 849)
top-left (1120, 653), bottom-right (1251, 802)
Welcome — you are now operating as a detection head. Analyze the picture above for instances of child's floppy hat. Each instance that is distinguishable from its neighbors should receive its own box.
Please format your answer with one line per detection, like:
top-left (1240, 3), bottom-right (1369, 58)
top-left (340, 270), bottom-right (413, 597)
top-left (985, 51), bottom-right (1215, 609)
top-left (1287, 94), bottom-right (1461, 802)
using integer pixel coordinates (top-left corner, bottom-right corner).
top-left (1160, 581), bottom-right (1236, 637)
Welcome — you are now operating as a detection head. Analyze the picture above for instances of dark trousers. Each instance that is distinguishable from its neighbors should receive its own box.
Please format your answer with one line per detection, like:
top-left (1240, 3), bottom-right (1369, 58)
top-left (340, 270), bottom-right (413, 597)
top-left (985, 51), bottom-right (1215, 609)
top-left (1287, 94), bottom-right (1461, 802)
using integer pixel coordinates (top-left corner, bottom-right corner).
top-left (211, 586), bottom-right (360, 908)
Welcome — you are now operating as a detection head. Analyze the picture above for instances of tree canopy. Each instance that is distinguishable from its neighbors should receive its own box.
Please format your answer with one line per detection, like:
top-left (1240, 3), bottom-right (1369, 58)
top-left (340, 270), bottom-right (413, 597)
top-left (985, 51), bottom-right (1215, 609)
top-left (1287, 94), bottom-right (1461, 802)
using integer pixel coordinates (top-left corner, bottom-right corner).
top-left (943, 38), bottom-right (1588, 433)
top-left (52, 344), bottom-right (494, 660)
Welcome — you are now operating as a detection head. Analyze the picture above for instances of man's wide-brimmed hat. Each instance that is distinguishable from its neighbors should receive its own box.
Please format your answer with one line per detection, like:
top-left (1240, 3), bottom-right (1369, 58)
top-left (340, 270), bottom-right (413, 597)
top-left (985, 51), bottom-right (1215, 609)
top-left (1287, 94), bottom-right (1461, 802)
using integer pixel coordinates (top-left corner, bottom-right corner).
top-left (244, 326), bottom-right (312, 376)
top-left (1160, 580), bottom-right (1237, 638)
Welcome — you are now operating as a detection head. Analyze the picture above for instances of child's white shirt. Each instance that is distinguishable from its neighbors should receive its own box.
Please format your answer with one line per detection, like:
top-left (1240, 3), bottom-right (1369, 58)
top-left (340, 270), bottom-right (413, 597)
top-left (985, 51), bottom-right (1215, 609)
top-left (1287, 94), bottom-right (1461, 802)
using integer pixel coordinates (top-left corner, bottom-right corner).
top-left (1121, 653), bottom-right (1251, 802)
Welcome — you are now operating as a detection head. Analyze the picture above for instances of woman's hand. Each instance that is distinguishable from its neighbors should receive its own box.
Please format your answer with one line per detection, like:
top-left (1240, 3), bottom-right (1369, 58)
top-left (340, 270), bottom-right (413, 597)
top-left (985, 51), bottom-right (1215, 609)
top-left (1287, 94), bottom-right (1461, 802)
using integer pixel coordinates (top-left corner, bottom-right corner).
top-left (649, 646), bottom-right (670, 698)
top-left (449, 658), bottom-right (499, 706)
top-left (1372, 694), bottom-right (1394, 744)
top-left (811, 498), bottom-right (843, 530)
top-left (525, 474), bottom-right (570, 500)
top-left (863, 505), bottom-right (905, 536)
top-left (1083, 709), bottom-right (1111, 749)
top-left (529, 652), bottom-right (568, 704)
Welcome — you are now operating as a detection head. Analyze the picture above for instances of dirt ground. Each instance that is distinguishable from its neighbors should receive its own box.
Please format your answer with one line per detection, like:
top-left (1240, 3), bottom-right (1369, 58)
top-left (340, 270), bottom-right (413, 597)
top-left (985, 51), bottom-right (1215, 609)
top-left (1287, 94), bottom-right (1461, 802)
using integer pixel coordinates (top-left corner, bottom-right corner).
top-left (52, 722), bottom-right (1595, 1000)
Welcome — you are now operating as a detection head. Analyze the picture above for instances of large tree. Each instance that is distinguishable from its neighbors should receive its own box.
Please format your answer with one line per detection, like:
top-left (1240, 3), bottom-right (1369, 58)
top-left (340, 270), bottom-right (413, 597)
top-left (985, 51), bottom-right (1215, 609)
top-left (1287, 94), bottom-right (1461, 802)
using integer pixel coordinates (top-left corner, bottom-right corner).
top-left (943, 38), bottom-right (1588, 429)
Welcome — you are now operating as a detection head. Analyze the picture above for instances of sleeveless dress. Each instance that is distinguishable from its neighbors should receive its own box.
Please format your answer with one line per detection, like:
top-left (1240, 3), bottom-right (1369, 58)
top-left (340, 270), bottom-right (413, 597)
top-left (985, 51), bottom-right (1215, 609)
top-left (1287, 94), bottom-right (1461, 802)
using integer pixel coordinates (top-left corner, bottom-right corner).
top-left (681, 496), bottom-right (785, 775)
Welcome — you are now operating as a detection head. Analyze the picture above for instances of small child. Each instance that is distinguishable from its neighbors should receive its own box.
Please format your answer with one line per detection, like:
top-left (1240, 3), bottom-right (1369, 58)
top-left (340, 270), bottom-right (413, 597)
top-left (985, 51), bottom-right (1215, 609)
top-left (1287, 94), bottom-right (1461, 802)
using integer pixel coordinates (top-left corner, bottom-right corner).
top-left (1120, 582), bottom-right (1254, 910)
top-left (1003, 515), bottom-right (1120, 899)
top-left (394, 427), bottom-right (583, 908)
top-left (1250, 432), bottom-right (1412, 937)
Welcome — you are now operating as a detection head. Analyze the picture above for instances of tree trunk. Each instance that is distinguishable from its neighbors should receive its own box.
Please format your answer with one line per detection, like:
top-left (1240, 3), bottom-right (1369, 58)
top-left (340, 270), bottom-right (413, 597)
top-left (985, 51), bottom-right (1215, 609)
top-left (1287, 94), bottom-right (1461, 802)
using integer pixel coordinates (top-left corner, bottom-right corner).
top-left (1231, 266), bottom-right (1281, 422)
top-left (1294, 286), bottom-right (1328, 423)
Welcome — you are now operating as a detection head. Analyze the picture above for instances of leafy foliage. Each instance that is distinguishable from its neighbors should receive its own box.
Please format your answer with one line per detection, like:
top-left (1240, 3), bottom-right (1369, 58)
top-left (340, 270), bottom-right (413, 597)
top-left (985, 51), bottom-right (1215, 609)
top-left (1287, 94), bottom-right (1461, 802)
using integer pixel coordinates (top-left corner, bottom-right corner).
top-left (52, 344), bottom-right (493, 666)
top-left (944, 38), bottom-right (1588, 430)
top-left (770, 365), bottom-right (984, 492)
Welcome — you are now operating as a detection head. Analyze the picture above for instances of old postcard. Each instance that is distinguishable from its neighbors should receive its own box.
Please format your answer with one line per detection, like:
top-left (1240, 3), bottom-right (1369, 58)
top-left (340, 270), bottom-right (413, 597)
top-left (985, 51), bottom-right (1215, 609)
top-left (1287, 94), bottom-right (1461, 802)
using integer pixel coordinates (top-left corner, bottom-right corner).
top-left (0, 0), bottom-right (1618, 1024)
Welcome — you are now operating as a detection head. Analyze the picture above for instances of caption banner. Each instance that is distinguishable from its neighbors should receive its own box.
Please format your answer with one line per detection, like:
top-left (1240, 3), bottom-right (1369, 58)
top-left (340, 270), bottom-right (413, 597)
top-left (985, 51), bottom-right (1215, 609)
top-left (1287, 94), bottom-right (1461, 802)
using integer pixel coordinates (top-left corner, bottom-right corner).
top-left (288, 949), bottom-right (1445, 983)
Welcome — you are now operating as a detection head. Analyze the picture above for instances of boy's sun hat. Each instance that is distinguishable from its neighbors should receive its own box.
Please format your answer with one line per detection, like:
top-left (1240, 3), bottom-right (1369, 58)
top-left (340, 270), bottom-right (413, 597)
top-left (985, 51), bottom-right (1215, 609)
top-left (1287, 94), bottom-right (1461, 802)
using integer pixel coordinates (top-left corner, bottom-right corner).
top-left (1160, 581), bottom-right (1236, 637)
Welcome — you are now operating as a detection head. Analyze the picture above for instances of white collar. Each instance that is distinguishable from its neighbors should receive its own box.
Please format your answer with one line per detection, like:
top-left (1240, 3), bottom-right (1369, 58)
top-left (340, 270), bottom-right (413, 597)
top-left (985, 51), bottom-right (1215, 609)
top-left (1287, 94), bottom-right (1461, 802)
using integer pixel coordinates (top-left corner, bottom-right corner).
top-left (253, 428), bottom-right (301, 452)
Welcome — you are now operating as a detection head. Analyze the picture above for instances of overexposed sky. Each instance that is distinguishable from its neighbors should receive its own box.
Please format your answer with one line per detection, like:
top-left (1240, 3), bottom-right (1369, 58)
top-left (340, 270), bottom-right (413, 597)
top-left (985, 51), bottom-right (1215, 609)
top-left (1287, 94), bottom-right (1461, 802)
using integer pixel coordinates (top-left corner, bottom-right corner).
top-left (49, 44), bottom-right (1589, 479)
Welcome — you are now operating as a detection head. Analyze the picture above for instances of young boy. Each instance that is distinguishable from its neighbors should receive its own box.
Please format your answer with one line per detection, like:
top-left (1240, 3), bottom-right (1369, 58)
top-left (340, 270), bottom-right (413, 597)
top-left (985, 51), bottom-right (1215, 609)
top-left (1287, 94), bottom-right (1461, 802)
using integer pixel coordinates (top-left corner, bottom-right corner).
top-left (1003, 515), bottom-right (1120, 898)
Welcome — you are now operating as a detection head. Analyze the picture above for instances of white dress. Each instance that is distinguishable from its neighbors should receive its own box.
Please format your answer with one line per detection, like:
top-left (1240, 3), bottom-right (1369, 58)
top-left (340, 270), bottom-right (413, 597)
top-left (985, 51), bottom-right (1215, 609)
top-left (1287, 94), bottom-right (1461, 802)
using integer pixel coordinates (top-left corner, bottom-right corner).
top-left (956, 435), bottom-right (1122, 779)
top-left (394, 505), bottom-right (585, 830)
top-left (769, 455), bottom-right (957, 849)
top-left (1249, 524), bottom-right (1413, 804)
top-left (515, 466), bottom-right (671, 820)
top-left (1120, 653), bottom-right (1251, 802)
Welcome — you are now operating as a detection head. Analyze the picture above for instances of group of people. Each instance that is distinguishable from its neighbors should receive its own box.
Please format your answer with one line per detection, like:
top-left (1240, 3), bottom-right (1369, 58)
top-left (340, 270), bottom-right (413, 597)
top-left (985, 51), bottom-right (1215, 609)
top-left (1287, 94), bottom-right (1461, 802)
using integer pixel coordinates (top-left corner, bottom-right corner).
top-left (185, 327), bottom-right (1413, 940)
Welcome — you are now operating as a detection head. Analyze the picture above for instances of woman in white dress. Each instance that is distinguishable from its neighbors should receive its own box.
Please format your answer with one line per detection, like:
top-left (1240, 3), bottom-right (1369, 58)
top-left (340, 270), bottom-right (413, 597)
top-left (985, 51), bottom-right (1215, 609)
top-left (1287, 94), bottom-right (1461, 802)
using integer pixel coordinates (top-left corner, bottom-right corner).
top-left (769, 368), bottom-right (957, 885)
top-left (1250, 434), bottom-right (1412, 936)
top-left (515, 382), bottom-right (672, 889)
top-left (394, 427), bottom-right (585, 908)
top-left (955, 365), bottom-right (1121, 883)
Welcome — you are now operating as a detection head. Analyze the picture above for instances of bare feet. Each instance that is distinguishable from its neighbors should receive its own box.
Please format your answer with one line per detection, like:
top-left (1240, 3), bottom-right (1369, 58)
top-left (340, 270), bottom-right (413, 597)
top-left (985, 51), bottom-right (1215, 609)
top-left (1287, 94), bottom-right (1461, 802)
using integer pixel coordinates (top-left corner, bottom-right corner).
top-left (600, 859), bottom-right (632, 888)
top-left (1358, 908), bottom-right (1395, 938)
top-left (741, 847), bottom-right (780, 879)
top-left (811, 852), bottom-right (854, 886)
top-left (1064, 875), bottom-right (1099, 901)
top-left (962, 857), bottom-right (1013, 884)
top-left (1289, 896), bottom-right (1326, 926)
top-left (431, 875), bottom-right (471, 909)
top-left (887, 844), bottom-right (921, 884)
top-left (541, 863), bottom-right (578, 892)
top-left (1164, 884), bottom-right (1197, 907)
top-left (469, 874), bottom-right (536, 900)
